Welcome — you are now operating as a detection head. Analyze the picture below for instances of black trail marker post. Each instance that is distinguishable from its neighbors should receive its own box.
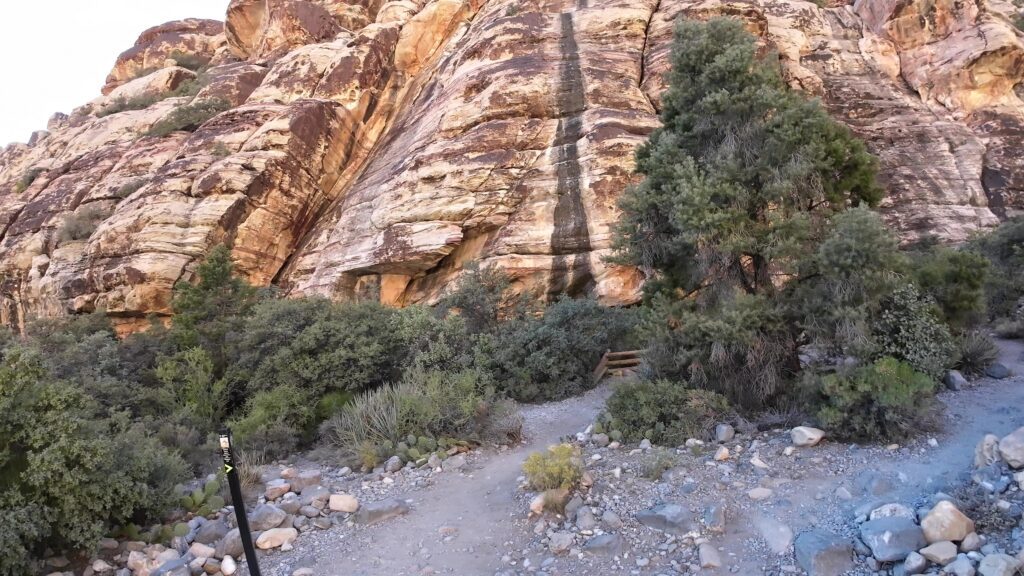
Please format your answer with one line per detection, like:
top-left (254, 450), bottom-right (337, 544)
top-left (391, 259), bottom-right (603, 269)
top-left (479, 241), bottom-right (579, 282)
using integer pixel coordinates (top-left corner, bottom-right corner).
top-left (219, 429), bottom-right (262, 576)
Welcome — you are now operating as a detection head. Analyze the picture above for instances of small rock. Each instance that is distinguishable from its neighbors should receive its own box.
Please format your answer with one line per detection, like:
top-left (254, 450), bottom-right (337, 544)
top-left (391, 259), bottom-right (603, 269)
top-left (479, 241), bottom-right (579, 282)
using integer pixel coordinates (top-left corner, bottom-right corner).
top-left (748, 487), bottom-right (773, 501)
top-left (794, 531), bottom-right (855, 576)
top-left (91, 560), bottom-right (113, 573)
top-left (592, 433), bottom-right (609, 447)
top-left (791, 426), bottom-right (825, 447)
top-left (920, 541), bottom-right (957, 565)
top-left (961, 532), bottom-right (982, 552)
top-left (583, 534), bottom-right (622, 556)
top-left (639, 439), bottom-right (652, 450)
top-left (698, 543), bottom-right (722, 568)
top-left (903, 551), bottom-right (927, 575)
top-left (288, 469), bottom-right (322, 492)
top-left (548, 532), bottom-right (574, 555)
top-left (193, 520), bottom-right (228, 546)
top-left (249, 504), bottom-right (287, 532)
top-left (715, 424), bottom-right (735, 443)
top-left (756, 516), bottom-right (794, 554)
top-left (187, 542), bottom-right (215, 559)
top-left (601, 510), bottom-right (623, 530)
top-left (703, 502), bottom-right (727, 534)
top-left (264, 479), bottom-right (291, 501)
top-left (202, 559), bottom-right (220, 575)
top-left (445, 454), bottom-right (467, 471)
top-left (576, 507), bottom-right (597, 531)
top-left (292, 569), bottom-right (314, 576)
top-left (714, 446), bottom-right (730, 461)
top-left (215, 529), bottom-right (243, 559)
top-left (220, 556), bottom-right (236, 576)
top-left (945, 557), bottom-right (976, 576)
top-left (921, 501), bottom-right (975, 543)
top-left (255, 528), bottom-right (298, 550)
top-left (384, 456), bottom-right (403, 473)
top-left (944, 370), bottom-right (968, 391)
top-left (869, 503), bottom-right (916, 521)
top-left (328, 493), bottom-right (359, 513)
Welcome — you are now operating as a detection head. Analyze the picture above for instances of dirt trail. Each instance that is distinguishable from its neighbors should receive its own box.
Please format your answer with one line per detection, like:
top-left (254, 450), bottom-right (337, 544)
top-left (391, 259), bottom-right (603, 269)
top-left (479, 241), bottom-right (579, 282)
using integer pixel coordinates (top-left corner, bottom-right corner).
top-left (264, 386), bottom-right (611, 576)
top-left (260, 341), bottom-right (1024, 576)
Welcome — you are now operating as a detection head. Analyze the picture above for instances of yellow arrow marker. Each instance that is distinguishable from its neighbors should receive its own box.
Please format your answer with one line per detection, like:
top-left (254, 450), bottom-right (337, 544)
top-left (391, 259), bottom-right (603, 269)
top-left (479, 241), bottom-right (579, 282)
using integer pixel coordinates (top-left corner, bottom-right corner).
top-left (224, 464), bottom-right (234, 475)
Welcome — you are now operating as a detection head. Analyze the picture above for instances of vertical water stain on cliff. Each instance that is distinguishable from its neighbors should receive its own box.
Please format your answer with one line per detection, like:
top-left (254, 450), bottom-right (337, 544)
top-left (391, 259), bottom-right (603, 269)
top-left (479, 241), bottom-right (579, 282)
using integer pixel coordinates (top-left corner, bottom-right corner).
top-left (548, 9), bottom-right (594, 298)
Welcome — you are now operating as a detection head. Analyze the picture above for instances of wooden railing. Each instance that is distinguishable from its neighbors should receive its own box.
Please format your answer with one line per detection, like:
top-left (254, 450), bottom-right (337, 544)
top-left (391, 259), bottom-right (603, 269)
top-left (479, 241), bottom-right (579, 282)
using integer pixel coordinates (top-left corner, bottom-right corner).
top-left (593, 349), bottom-right (644, 383)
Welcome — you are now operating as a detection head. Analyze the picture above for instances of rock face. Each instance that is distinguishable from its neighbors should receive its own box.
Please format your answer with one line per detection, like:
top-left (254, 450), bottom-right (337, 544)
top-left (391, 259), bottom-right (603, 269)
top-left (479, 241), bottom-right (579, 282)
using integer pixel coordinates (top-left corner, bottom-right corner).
top-left (2, 0), bottom-right (1023, 331)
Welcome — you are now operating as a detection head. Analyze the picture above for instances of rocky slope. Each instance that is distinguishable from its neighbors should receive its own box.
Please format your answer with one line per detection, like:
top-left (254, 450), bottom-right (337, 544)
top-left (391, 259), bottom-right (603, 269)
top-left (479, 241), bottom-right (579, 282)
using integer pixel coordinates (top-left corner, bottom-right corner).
top-left (1, 0), bottom-right (1023, 332)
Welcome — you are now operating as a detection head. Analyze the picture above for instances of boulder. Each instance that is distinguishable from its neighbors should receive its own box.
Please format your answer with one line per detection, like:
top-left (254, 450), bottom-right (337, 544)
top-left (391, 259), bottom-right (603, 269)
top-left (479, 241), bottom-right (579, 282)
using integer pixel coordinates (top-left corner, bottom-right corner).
top-left (264, 479), bottom-right (291, 500)
top-left (794, 530), bottom-right (855, 576)
top-left (583, 534), bottom-right (622, 556)
top-left (289, 469), bottom-right (322, 492)
top-left (635, 504), bottom-right (697, 535)
top-left (715, 424), bottom-right (735, 443)
top-left (328, 493), bottom-right (359, 513)
top-left (859, 517), bottom-right (927, 561)
top-left (354, 498), bottom-right (410, 525)
top-left (193, 520), bottom-right (228, 546)
top-left (976, 434), bottom-right (1003, 468)
top-left (791, 426), bottom-right (825, 447)
top-left (998, 427), bottom-right (1024, 469)
top-left (944, 370), bottom-right (968, 390)
top-left (215, 529), bottom-right (243, 559)
top-left (985, 363), bottom-right (1011, 379)
top-left (548, 531), bottom-right (573, 554)
top-left (255, 527), bottom-right (298, 550)
top-left (921, 501), bottom-right (976, 543)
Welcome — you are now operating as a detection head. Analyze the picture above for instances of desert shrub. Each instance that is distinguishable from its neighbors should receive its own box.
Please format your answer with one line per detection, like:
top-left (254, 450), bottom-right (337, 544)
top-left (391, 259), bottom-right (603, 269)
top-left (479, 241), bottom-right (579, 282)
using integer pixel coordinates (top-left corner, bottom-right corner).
top-left (994, 317), bottom-right (1024, 338)
top-left (969, 217), bottom-right (1024, 320)
top-left (96, 93), bottom-right (163, 117)
top-left (155, 347), bottom-right (226, 431)
top-left (235, 447), bottom-right (267, 495)
top-left (115, 178), bottom-right (148, 199)
top-left (58, 205), bottom-right (108, 243)
top-left (605, 379), bottom-right (732, 445)
top-left (0, 349), bottom-right (188, 574)
top-left (476, 297), bottom-right (636, 402)
top-left (229, 384), bottom-right (314, 457)
top-left (319, 368), bottom-right (521, 466)
top-left (794, 207), bottom-right (904, 360)
top-left (229, 298), bottom-right (407, 400)
top-left (522, 444), bottom-right (582, 490)
top-left (439, 263), bottom-right (526, 334)
top-left (955, 330), bottom-right (1000, 377)
top-left (211, 142), bottom-right (231, 157)
top-left (168, 51), bottom-right (211, 72)
top-left (13, 168), bottom-right (43, 193)
top-left (146, 98), bottom-right (230, 137)
top-left (872, 284), bottom-right (955, 379)
top-left (815, 357), bottom-right (940, 441)
top-left (910, 246), bottom-right (988, 330)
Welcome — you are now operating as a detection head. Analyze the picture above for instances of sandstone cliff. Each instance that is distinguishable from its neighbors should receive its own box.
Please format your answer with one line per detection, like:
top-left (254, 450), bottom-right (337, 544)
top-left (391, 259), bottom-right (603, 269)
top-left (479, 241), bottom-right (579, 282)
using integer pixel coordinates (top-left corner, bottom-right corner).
top-left (1, 0), bottom-right (1022, 332)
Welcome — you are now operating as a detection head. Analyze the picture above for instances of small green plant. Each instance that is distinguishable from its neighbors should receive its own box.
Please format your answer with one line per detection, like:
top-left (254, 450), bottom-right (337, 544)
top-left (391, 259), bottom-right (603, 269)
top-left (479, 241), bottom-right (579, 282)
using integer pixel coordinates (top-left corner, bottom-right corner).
top-left (114, 178), bottom-right (148, 199)
top-left (606, 380), bottom-right (732, 445)
top-left (505, 3), bottom-right (520, 16)
top-left (522, 444), bottom-right (582, 490)
top-left (13, 168), bottom-right (43, 193)
top-left (815, 357), bottom-right (940, 441)
top-left (58, 205), bottom-right (109, 243)
top-left (235, 446), bottom-right (266, 495)
top-left (955, 330), bottom-right (1000, 377)
top-left (1015, 13), bottom-right (1024, 31)
top-left (211, 142), bottom-right (232, 157)
top-left (146, 98), bottom-right (231, 137)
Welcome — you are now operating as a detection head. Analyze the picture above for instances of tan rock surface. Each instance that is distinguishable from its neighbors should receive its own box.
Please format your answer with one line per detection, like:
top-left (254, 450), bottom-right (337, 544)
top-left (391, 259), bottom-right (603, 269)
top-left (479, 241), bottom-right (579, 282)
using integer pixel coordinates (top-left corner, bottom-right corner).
top-left (2, 0), bottom-right (1023, 330)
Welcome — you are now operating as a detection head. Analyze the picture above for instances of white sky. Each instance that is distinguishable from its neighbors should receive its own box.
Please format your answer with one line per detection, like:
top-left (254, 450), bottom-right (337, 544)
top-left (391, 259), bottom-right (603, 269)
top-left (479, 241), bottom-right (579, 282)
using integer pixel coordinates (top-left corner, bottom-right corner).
top-left (0, 1), bottom-right (229, 145)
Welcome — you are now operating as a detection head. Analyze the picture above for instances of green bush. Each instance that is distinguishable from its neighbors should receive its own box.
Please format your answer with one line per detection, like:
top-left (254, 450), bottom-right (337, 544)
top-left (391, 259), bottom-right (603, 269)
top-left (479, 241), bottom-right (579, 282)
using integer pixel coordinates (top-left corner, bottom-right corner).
top-left (13, 168), bottom-right (43, 193)
top-left (522, 444), bottom-right (582, 490)
top-left (0, 349), bottom-right (188, 574)
top-left (476, 297), bottom-right (636, 402)
top-left (910, 246), bottom-right (988, 330)
top-left (58, 205), bottom-right (108, 243)
top-left (146, 98), bottom-right (230, 137)
top-left (605, 379), bottom-right (732, 445)
top-left (872, 284), bottom-right (955, 379)
top-left (815, 357), bottom-right (940, 441)
top-left (955, 330), bottom-right (1000, 377)
top-left (439, 263), bottom-right (525, 334)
